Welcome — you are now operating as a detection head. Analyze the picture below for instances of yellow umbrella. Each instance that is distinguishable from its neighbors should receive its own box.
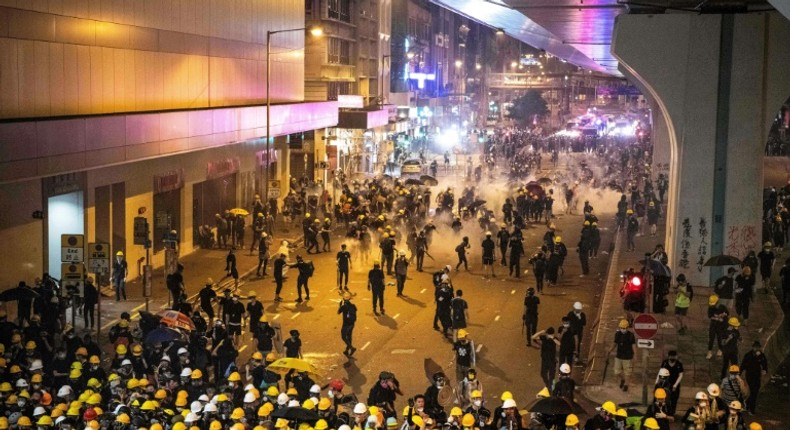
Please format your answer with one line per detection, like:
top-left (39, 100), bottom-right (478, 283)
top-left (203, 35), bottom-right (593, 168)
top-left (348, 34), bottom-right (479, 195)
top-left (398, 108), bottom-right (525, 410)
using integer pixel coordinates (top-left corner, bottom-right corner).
top-left (229, 208), bottom-right (250, 216)
top-left (265, 358), bottom-right (321, 378)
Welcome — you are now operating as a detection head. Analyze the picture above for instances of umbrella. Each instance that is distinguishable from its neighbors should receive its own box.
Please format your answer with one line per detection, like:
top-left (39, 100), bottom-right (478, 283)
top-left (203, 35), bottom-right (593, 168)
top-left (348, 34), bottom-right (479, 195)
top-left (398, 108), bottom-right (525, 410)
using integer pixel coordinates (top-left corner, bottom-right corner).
top-left (537, 177), bottom-right (553, 186)
top-left (229, 208), bottom-right (249, 216)
top-left (157, 310), bottom-right (196, 331)
top-left (271, 407), bottom-right (319, 421)
top-left (420, 175), bottom-right (439, 186)
top-left (144, 327), bottom-right (183, 346)
top-left (639, 259), bottom-right (672, 278)
top-left (405, 178), bottom-right (424, 186)
top-left (266, 357), bottom-right (321, 378)
top-left (0, 285), bottom-right (40, 302)
top-left (469, 199), bottom-right (488, 210)
top-left (528, 396), bottom-right (573, 415)
top-left (525, 182), bottom-right (546, 198)
top-left (423, 358), bottom-right (445, 384)
top-left (704, 255), bottom-right (742, 267)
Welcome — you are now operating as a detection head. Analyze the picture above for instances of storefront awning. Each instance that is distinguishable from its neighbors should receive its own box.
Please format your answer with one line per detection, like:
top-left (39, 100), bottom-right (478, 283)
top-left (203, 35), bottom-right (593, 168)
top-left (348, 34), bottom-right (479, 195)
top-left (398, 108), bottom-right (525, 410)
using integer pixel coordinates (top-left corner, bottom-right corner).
top-left (336, 109), bottom-right (389, 130)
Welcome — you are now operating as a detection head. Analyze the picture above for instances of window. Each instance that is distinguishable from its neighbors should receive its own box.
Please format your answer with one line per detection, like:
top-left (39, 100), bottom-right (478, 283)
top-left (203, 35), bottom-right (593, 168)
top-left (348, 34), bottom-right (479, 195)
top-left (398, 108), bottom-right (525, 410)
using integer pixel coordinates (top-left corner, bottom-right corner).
top-left (328, 38), bottom-right (352, 65)
top-left (328, 0), bottom-right (351, 22)
top-left (327, 82), bottom-right (354, 100)
top-left (305, 0), bottom-right (313, 18)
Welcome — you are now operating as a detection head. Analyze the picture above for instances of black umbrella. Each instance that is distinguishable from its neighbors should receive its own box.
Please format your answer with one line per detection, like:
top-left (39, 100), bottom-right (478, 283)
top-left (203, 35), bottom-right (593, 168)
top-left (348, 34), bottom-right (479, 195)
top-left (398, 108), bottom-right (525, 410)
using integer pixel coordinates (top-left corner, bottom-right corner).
top-left (469, 199), bottom-right (487, 210)
top-left (271, 407), bottom-right (319, 421)
top-left (639, 259), bottom-right (672, 278)
top-left (704, 255), bottom-right (741, 267)
top-left (420, 175), bottom-right (439, 186)
top-left (144, 327), bottom-right (183, 346)
top-left (0, 285), bottom-right (39, 302)
top-left (528, 396), bottom-right (573, 415)
top-left (537, 177), bottom-right (553, 186)
top-left (405, 178), bottom-right (424, 186)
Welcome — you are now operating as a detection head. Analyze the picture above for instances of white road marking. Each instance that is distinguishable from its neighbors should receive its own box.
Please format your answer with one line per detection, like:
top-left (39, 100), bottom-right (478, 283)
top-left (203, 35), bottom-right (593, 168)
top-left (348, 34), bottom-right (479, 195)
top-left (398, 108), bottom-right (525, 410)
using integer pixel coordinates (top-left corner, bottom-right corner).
top-left (392, 313), bottom-right (400, 320)
top-left (291, 312), bottom-right (301, 320)
top-left (239, 345), bottom-right (248, 352)
top-left (511, 289), bottom-right (516, 295)
top-left (494, 315), bottom-right (501, 321)
top-left (391, 349), bottom-right (416, 354)
top-left (420, 288), bottom-right (426, 294)
top-left (273, 313), bottom-right (281, 320)
top-left (303, 352), bottom-right (341, 359)
top-left (476, 343), bottom-right (483, 353)
top-left (360, 341), bottom-right (371, 351)
top-left (329, 299), bottom-right (341, 303)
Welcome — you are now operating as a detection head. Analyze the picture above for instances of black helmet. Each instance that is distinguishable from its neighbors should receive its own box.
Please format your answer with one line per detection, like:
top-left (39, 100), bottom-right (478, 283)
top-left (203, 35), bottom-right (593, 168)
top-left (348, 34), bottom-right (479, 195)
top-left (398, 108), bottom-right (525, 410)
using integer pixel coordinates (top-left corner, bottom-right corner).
top-left (676, 274), bottom-right (686, 282)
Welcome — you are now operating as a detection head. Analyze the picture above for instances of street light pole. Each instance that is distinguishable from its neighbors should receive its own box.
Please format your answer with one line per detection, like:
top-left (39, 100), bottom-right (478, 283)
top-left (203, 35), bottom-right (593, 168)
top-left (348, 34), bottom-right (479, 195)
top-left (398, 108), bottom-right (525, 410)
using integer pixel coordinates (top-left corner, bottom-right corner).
top-left (264, 26), bottom-right (323, 202)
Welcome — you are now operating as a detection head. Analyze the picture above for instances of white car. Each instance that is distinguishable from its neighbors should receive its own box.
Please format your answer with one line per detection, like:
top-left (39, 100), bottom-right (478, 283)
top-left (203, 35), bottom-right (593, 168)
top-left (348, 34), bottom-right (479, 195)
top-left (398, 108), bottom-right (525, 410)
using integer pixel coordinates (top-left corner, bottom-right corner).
top-left (400, 159), bottom-right (423, 175)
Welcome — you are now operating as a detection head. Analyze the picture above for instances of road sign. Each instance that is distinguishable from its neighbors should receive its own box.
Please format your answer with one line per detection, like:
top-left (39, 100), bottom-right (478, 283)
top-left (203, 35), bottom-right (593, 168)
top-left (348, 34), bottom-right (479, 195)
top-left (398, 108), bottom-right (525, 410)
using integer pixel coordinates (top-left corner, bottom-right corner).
top-left (61, 263), bottom-right (84, 297)
top-left (61, 234), bottom-right (84, 262)
top-left (633, 314), bottom-right (659, 339)
top-left (87, 242), bottom-right (110, 275)
top-left (637, 339), bottom-right (655, 349)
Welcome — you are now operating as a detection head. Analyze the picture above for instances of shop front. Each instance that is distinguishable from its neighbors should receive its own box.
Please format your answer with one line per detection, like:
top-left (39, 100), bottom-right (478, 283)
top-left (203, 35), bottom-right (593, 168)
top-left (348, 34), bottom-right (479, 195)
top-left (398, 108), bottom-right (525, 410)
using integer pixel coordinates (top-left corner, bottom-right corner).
top-left (152, 169), bottom-right (184, 254)
top-left (44, 173), bottom-right (86, 279)
top-left (192, 158), bottom-right (239, 240)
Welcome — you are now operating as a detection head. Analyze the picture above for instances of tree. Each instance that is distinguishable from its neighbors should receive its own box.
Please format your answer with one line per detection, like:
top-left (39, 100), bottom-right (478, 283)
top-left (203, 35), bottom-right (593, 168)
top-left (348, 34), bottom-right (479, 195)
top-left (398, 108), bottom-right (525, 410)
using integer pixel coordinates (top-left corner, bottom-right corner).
top-left (507, 89), bottom-right (549, 125)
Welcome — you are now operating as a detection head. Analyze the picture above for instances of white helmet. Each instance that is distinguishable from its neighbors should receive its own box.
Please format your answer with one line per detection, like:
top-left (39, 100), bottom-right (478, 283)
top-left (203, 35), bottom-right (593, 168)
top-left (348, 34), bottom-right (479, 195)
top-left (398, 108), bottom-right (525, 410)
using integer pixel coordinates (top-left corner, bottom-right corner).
top-left (695, 391), bottom-right (708, 400)
top-left (244, 384), bottom-right (255, 392)
top-left (559, 364), bottom-right (571, 374)
top-left (310, 384), bottom-right (321, 394)
top-left (658, 368), bottom-right (670, 377)
top-left (181, 368), bottom-right (193, 377)
top-left (185, 412), bottom-right (199, 423)
top-left (29, 360), bottom-right (43, 371)
top-left (203, 402), bottom-right (218, 413)
top-left (55, 417), bottom-right (66, 425)
top-left (244, 392), bottom-right (256, 403)
top-left (287, 399), bottom-right (300, 407)
top-left (338, 426), bottom-right (351, 430)
top-left (445, 265), bottom-right (452, 272)
top-left (353, 402), bottom-right (368, 414)
top-left (191, 401), bottom-right (202, 414)
top-left (277, 393), bottom-right (288, 405)
top-left (573, 302), bottom-right (583, 310)
top-left (707, 383), bottom-right (720, 397)
top-left (57, 385), bottom-right (73, 398)
top-left (15, 379), bottom-right (29, 389)
top-left (198, 394), bottom-right (210, 403)
top-left (178, 347), bottom-right (189, 355)
top-left (121, 359), bottom-right (132, 366)
top-left (33, 407), bottom-right (46, 417)
top-left (502, 399), bottom-right (517, 409)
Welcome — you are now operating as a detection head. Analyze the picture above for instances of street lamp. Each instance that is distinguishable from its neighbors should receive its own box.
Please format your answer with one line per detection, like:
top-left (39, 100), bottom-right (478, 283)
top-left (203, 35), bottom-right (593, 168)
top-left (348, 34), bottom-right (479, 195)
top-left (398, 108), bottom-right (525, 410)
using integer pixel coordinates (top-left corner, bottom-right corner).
top-left (455, 59), bottom-right (463, 68)
top-left (264, 25), bottom-right (323, 200)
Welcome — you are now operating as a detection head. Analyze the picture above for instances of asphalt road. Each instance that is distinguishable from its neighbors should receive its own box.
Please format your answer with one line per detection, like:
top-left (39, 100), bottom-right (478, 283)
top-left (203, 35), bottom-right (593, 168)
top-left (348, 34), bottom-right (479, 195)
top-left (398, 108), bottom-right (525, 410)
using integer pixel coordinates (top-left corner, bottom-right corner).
top-left (96, 152), bottom-right (617, 415)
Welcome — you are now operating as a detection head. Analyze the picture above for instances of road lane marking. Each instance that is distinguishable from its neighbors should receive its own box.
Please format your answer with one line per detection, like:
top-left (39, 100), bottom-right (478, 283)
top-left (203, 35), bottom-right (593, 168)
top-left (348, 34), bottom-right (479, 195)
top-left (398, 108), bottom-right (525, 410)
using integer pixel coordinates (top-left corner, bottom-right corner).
top-left (239, 345), bottom-right (248, 352)
top-left (291, 312), bottom-right (301, 320)
top-left (273, 313), bottom-right (281, 320)
top-left (511, 289), bottom-right (516, 295)
top-left (360, 341), bottom-right (371, 351)
top-left (476, 343), bottom-right (483, 353)
top-left (494, 315), bottom-right (500, 321)
top-left (392, 313), bottom-right (400, 320)
top-left (391, 349), bottom-right (415, 354)
top-left (420, 288), bottom-right (426, 294)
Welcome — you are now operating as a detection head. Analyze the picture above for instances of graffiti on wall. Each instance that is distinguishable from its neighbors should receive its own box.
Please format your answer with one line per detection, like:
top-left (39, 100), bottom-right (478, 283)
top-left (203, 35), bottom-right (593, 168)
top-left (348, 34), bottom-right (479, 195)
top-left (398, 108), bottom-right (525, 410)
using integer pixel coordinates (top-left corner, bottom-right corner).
top-left (725, 224), bottom-right (759, 258)
top-left (697, 217), bottom-right (709, 272)
top-left (680, 218), bottom-right (692, 269)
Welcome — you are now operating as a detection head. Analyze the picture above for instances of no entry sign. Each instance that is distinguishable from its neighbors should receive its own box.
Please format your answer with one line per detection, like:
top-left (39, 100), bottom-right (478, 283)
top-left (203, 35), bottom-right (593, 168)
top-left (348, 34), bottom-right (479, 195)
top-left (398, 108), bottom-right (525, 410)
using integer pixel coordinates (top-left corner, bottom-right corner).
top-left (633, 314), bottom-right (658, 339)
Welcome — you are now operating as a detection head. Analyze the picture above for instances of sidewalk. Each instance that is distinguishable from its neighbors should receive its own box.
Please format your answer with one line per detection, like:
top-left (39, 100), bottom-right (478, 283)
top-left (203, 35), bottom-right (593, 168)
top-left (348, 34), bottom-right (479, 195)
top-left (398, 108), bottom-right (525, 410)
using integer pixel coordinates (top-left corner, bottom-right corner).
top-left (582, 217), bottom-right (787, 419)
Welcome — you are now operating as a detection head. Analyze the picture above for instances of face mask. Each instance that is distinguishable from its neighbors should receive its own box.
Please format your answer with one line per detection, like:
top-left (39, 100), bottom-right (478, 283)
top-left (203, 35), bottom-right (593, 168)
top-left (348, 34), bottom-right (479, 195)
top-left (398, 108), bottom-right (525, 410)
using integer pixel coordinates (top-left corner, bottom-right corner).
top-left (563, 324), bottom-right (570, 328)
top-left (447, 417), bottom-right (455, 424)
top-left (17, 400), bottom-right (25, 407)
top-left (473, 400), bottom-right (482, 407)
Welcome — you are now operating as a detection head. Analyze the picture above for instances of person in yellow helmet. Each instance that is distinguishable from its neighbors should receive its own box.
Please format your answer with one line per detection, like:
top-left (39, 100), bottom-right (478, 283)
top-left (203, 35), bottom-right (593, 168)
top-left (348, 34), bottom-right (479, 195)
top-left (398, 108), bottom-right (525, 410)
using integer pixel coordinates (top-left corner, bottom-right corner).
top-left (609, 319), bottom-right (636, 392)
top-left (112, 250), bottom-right (128, 301)
top-left (719, 316), bottom-right (741, 380)
top-left (643, 388), bottom-right (671, 429)
top-left (706, 294), bottom-right (728, 360)
top-left (626, 207), bottom-right (639, 251)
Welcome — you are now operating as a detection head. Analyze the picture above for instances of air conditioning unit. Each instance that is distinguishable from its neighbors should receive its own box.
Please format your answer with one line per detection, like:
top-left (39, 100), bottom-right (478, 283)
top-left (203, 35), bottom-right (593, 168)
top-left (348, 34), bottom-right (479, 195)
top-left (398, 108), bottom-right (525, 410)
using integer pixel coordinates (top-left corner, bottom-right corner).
top-left (435, 34), bottom-right (444, 47)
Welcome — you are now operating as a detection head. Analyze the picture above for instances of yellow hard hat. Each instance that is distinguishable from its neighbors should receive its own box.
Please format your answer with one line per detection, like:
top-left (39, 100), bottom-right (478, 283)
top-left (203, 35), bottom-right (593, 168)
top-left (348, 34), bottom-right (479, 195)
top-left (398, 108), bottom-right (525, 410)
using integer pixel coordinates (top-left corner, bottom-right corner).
top-left (500, 391), bottom-right (513, 401)
top-left (601, 401), bottom-right (617, 415)
top-left (155, 389), bottom-right (167, 400)
top-left (302, 399), bottom-right (315, 410)
top-left (618, 319), bottom-right (629, 329)
top-left (87, 393), bottom-right (102, 405)
top-left (615, 409), bottom-right (628, 418)
top-left (266, 352), bottom-right (277, 362)
top-left (69, 369), bottom-right (81, 379)
top-left (31, 374), bottom-right (43, 384)
top-left (248, 290), bottom-right (257, 297)
top-left (709, 294), bottom-right (719, 305)
top-left (749, 423), bottom-right (763, 430)
top-left (258, 403), bottom-right (274, 417)
top-left (450, 407), bottom-right (462, 416)
top-left (565, 414), bottom-right (579, 426)
top-left (126, 378), bottom-right (139, 390)
top-left (252, 351), bottom-right (263, 361)
top-left (230, 407), bottom-right (245, 420)
top-left (210, 422), bottom-right (222, 430)
top-left (315, 420), bottom-right (328, 430)
top-left (729, 317), bottom-right (741, 327)
top-left (471, 390), bottom-right (483, 398)
top-left (228, 372), bottom-right (241, 382)
top-left (89, 355), bottom-right (100, 364)
top-left (317, 397), bottom-right (332, 411)
top-left (654, 388), bottom-right (667, 399)
top-left (457, 329), bottom-right (468, 339)
top-left (116, 414), bottom-right (131, 424)
top-left (286, 387), bottom-right (298, 396)
top-left (554, 236), bottom-right (562, 243)
top-left (260, 315), bottom-right (270, 323)
top-left (25, 340), bottom-right (36, 350)
top-left (537, 387), bottom-right (550, 398)
top-left (626, 209), bottom-right (634, 214)
top-left (151, 425), bottom-right (164, 430)
top-left (172, 423), bottom-right (186, 430)
top-left (266, 386), bottom-right (279, 397)
top-left (17, 416), bottom-right (31, 427)
top-left (462, 414), bottom-right (475, 427)
top-left (175, 397), bottom-right (188, 407)
top-left (116, 344), bottom-right (127, 355)
top-left (116, 251), bottom-right (124, 257)
top-left (132, 344), bottom-right (143, 356)
top-left (141, 400), bottom-right (157, 411)
top-left (36, 416), bottom-right (53, 427)
top-left (643, 418), bottom-right (660, 430)
top-left (191, 369), bottom-right (203, 379)
top-left (729, 364), bottom-right (741, 373)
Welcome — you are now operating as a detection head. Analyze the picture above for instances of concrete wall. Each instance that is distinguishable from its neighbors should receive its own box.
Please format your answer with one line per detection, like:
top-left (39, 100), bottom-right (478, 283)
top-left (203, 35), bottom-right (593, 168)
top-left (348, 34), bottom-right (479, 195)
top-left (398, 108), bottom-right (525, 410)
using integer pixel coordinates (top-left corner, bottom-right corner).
top-left (0, 0), bottom-right (306, 119)
top-left (613, 12), bottom-right (790, 286)
top-left (0, 180), bottom-right (44, 287)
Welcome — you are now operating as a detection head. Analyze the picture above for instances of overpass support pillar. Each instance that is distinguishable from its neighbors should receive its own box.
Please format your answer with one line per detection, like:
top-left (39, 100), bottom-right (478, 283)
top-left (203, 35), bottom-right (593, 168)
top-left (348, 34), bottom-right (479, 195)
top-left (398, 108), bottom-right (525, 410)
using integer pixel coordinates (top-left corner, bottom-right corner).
top-left (612, 12), bottom-right (790, 285)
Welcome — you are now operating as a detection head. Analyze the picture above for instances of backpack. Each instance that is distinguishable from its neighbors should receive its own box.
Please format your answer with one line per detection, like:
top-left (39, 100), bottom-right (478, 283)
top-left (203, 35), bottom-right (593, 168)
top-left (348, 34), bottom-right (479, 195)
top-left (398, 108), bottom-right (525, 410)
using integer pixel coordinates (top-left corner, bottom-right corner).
top-left (304, 262), bottom-right (315, 277)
